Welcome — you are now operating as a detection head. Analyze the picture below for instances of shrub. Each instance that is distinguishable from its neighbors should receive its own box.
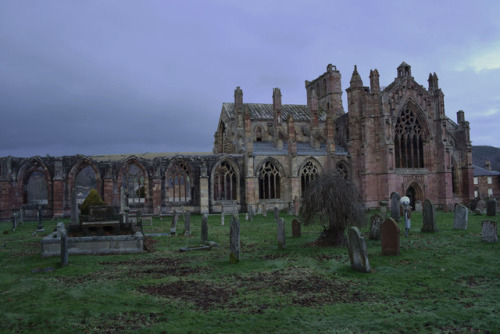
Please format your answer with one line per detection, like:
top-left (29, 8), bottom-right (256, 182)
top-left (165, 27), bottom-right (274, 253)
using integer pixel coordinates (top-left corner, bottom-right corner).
top-left (80, 189), bottom-right (106, 215)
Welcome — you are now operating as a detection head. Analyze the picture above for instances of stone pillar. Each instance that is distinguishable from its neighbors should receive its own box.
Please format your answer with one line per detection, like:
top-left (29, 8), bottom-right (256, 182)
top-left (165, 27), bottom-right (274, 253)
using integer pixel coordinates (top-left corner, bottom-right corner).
top-left (199, 164), bottom-right (209, 214)
top-left (52, 179), bottom-right (65, 218)
top-left (103, 176), bottom-right (114, 206)
top-left (152, 177), bottom-right (162, 215)
top-left (71, 187), bottom-right (78, 225)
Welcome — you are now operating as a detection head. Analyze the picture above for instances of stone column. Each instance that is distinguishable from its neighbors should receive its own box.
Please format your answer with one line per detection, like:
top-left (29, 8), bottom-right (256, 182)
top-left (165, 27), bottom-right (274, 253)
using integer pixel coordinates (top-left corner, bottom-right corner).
top-left (152, 176), bottom-right (162, 215)
top-left (52, 179), bottom-right (65, 218)
top-left (199, 162), bottom-right (209, 214)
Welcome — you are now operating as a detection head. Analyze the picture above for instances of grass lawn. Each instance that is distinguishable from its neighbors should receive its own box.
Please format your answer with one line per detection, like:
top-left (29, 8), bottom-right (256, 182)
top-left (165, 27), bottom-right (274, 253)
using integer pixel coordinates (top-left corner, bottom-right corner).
top-left (1, 210), bottom-right (499, 333)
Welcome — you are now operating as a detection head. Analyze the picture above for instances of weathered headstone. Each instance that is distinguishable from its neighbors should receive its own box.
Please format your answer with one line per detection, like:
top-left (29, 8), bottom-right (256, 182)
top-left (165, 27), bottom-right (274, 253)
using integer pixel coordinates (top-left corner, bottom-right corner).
top-left (369, 213), bottom-right (383, 240)
top-left (293, 197), bottom-right (299, 216)
top-left (476, 200), bottom-right (486, 214)
top-left (453, 204), bottom-right (468, 230)
top-left (36, 205), bottom-right (44, 232)
top-left (170, 210), bottom-right (178, 235)
top-left (414, 201), bottom-right (422, 212)
top-left (136, 210), bottom-right (143, 232)
top-left (248, 205), bottom-right (254, 221)
top-left (12, 212), bottom-right (18, 231)
top-left (288, 202), bottom-right (293, 215)
top-left (201, 214), bottom-right (208, 243)
top-left (184, 211), bottom-right (191, 236)
top-left (381, 217), bottom-right (400, 256)
top-left (347, 226), bottom-right (370, 273)
top-left (274, 207), bottom-right (279, 222)
top-left (379, 200), bottom-right (388, 219)
top-left (229, 215), bottom-right (240, 263)
top-left (58, 223), bottom-right (68, 267)
top-left (262, 203), bottom-right (267, 217)
top-left (390, 192), bottom-right (401, 222)
top-left (277, 218), bottom-right (286, 249)
top-left (18, 207), bottom-right (24, 224)
top-left (421, 199), bottom-right (437, 233)
top-left (221, 211), bottom-right (225, 226)
top-left (292, 219), bottom-right (301, 237)
top-left (481, 220), bottom-right (498, 243)
top-left (486, 199), bottom-right (497, 217)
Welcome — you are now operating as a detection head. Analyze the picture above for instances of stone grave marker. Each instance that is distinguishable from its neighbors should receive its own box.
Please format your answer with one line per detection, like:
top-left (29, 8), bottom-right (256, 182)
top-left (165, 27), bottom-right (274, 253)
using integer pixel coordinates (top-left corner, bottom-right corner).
top-left (293, 197), bottom-right (299, 216)
top-left (136, 210), bottom-right (143, 232)
top-left (369, 213), bottom-right (383, 240)
top-left (347, 226), bottom-right (370, 273)
top-left (390, 192), bottom-right (401, 222)
top-left (277, 218), bottom-right (286, 249)
top-left (414, 201), bottom-right (422, 212)
top-left (19, 207), bottom-right (24, 224)
top-left (453, 204), bottom-right (468, 230)
top-left (184, 211), bottom-right (191, 236)
top-left (170, 210), bottom-right (178, 235)
top-left (274, 207), bottom-right (279, 222)
top-left (58, 223), bottom-right (68, 267)
top-left (486, 199), bottom-right (497, 217)
top-left (248, 205), bottom-right (254, 221)
top-left (36, 206), bottom-right (44, 232)
top-left (229, 215), bottom-right (240, 263)
top-left (262, 203), bottom-right (267, 217)
top-left (12, 213), bottom-right (18, 231)
top-left (292, 219), bottom-right (301, 237)
top-left (476, 200), bottom-right (486, 214)
top-left (421, 199), bottom-right (437, 233)
top-left (481, 220), bottom-right (498, 243)
top-left (379, 201), bottom-right (388, 219)
top-left (288, 202), bottom-right (293, 215)
top-left (201, 214), bottom-right (208, 243)
top-left (381, 217), bottom-right (400, 256)
top-left (221, 211), bottom-right (225, 226)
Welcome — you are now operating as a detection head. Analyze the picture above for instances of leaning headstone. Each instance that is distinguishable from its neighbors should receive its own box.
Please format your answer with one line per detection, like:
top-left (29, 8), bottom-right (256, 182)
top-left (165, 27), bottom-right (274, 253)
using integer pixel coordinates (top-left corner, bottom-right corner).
top-left (381, 217), bottom-right (400, 256)
top-left (421, 199), bottom-right (437, 233)
top-left (379, 201), bottom-right (388, 219)
top-left (476, 200), bottom-right (486, 214)
top-left (292, 219), bottom-right (301, 237)
top-left (453, 204), bottom-right (468, 230)
top-left (184, 211), bottom-right (191, 236)
top-left (277, 218), bottom-right (286, 249)
top-left (36, 206), bottom-right (44, 232)
top-left (390, 192), bottom-right (401, 222)
top-left (229, 215), bottom-right (240, 263)
top-left (481, 220), bottom-right (498, 243)
top-left (12, 213), bottom-right (18, 231)
top-left (248, 205), bottom-right (254, 221)
top-left (170, 210), bottom-right (178, 235)
top-left (201, 214), bottom-right (208, 243)
top-left (347, 227), bottom-right (370, 273)
top-left (274, 207), bottom-right (279, 222)
top-left (369, 213), bottom-right (383, 240)
top-left (59, 224), bottom-right (68, 267)
top-left (486, 199), bottom-right (497, 217)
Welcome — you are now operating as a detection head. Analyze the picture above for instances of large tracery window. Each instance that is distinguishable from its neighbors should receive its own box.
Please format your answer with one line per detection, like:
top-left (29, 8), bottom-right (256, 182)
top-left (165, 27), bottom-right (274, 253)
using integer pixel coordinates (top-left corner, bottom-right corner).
top-left (300, 161), bottom-right (319, 196)
top-left (25, 170), bottom-right (48, 205)
top-left (394, 108), bottom-right (425, 168)
top-left (214, 161), bottom-right (237, 201)
top-left (166, 161), bottom-right (191, 202)
top-left (123, 164), bottom-right (145, 204)
top-left (258, 160), bottom-right (281, 200)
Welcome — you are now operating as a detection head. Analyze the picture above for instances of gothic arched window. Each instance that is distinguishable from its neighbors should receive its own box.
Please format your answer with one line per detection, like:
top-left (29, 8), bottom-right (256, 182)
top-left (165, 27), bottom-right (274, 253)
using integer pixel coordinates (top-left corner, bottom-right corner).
top-left (214, 161), bottom-right (237, 201)
top-left (166, 161), bottom-right (191, 202)
top-left (123, 164), bottom-right (145, 204)
top-left (300, 161), bottom-right (319, 196)
top-left (26, 170), bottom-right (48, 205)
top-left (255, 126), bottom-right (263, 142)
top-left (394, 108), bottom-right (425, 168)
top-left (258, 160), bottom-right (281, 200)
top-left (336, 162), bottom-right (348, 179)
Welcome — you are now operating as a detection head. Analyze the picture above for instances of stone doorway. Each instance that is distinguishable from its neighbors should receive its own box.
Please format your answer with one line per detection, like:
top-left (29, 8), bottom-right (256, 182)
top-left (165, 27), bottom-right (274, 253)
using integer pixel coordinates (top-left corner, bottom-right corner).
top-left (405, 183), bottom-right (423, 211)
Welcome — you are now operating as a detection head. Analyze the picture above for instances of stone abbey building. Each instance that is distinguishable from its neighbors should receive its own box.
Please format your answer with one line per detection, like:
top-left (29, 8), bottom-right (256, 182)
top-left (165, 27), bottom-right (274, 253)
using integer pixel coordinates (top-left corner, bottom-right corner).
top-left (0, 62), bottom-right (474, 219)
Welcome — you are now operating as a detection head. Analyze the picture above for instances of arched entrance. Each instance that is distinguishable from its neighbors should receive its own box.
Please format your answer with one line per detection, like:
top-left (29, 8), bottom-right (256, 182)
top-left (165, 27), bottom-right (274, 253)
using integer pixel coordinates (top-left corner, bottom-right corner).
top-left (405, 182), bottom-right (423, 210)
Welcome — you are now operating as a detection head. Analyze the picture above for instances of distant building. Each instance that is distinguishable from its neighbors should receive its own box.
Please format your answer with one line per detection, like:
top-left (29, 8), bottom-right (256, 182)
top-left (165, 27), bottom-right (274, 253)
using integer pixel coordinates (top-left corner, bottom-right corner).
top-left (473, 161), bottom-right (500, 199)
top-left (0, 62), bottom-right (475, 219)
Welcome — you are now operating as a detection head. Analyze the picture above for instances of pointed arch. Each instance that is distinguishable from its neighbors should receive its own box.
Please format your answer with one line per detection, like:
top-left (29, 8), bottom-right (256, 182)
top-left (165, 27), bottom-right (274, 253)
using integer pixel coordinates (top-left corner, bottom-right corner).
top-left (299, 158), bottom-right (322, 197)
top-left (405, 182), bottom-right (424, 210)
top-left (211, 158), bottom-right (240, 202)
top-left (165, 159), bottom-right (192, 203)
top-left (67, 157), bottom-right (102, 200)
top-left (394, 100), bottom-right (428, 168)
top-left (256, 158), bottom-right (284, 200)
top-left (118, 157), bottom-right (149, 205)
top-left (17, 157), bottom-right (52, 206)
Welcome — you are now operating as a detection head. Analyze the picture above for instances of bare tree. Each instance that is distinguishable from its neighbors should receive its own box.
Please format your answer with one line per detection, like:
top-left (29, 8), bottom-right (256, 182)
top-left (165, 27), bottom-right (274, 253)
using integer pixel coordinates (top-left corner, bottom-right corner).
top-left (300, 171), bottom-right (364, 246)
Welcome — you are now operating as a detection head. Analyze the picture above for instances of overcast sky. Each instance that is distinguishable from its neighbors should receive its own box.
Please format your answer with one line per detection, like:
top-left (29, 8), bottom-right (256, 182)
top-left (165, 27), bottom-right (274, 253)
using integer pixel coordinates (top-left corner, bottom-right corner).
top-left (1, 1), bottom-right (499, 157)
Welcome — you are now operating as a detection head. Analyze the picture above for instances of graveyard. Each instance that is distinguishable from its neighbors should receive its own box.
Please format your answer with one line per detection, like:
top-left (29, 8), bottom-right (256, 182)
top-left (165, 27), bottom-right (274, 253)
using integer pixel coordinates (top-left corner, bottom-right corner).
top-left (1, 209), bottom-right (499, 333)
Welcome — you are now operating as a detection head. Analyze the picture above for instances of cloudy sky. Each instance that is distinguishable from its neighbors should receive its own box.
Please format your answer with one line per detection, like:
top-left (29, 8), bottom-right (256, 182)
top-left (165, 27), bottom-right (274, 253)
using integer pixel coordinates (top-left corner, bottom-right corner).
top-left (1, 0), bottom-right (499, 157)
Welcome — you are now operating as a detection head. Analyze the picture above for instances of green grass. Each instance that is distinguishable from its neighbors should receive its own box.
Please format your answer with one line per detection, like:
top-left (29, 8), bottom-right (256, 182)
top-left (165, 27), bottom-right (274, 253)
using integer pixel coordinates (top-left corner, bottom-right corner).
top-left (1, 211), bottom-right (499, 333)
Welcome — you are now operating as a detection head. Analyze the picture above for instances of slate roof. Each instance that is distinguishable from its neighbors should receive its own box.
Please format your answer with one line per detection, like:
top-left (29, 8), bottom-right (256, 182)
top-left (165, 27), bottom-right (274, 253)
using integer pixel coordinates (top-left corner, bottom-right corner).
top-left (222, 103), bottom-right (326, 122)
top-left (473, 165), bottom-right (500, 177)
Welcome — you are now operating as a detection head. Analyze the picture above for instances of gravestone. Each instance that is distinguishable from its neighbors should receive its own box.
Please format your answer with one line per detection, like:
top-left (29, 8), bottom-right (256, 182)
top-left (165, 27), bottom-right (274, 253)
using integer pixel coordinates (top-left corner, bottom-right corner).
top-left (414, 201), bottom-right (422, 212)
top-left (274, 207), bottom-right (279, 222)
top-left (379, 201), bottom-right (388, 219)
top-left (221, 211), bottom-right (225, 226)
top-left (277, 218), bottom-right (286, 249)
top-left (347, 227), bottom-right (370, 273)
top-left (170, 210), bottom-right (178, 235)
top-left (58, 223), bottom-right (68, 267)
top-left (486, 199), bottom-right (497, 217)
top-left (19, 208), bottom-right (24, 224)
top-left (453, 204), bottom-right (468, 230)
top-left (293, 197), bottom-right (299, 216)
top-left (262, 204), bottom-right (267, 217)
top-left (248, 205), bottom-right (254, 221)
top-left (184, 211), bottom-right (191, 236)
top-left (421, 199), bottom-right (437, 233)
top-left (36, 205), bottom-right (44, 232)
top-left (136, 210), bottom-right (143, 232)
top-left (481, 220), bottom-right (498, 243)
top-left (476, 200), bottom-right (486, 214)
top-left (229, 215), bottom-right (240, 263)
top-left (12, 213), bottom-right (18, 231)
top-left (381, 217), bottom-right (400, 256)
top-left (369, 213), bottom-right (383, 240)
top-left (288, 202), bottom-right (293, 215)
top-left (390, 192), bottom-right (401, 222)
top-left (201, 214), bottom-right (208, 243)
top-left (292, 219), bottom-right (301, 237)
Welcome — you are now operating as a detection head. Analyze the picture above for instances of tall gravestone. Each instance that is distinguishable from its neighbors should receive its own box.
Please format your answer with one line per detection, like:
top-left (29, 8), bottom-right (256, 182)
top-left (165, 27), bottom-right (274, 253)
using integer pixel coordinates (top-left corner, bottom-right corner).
top-left (476, 200), bottom-right (486, 214)
top-left (421, 199), bottom-right (437, 233)
top-left (481, 220), bottom-right (498, 243)
top-left (274, 207), bottom-right (279, 222)
top-left (221, 211), bottom-right (225, 226)
top-left (277, 218), bottom-right (286, 249)
top-left (57, 223), bottom-right (69, 267)
top-left (170, 210), bottom-right (178, 235)
top-left (379, 201), bottom-right (388, 219)
top-left (36, 205), bottom-right (44, 232)
top-left (262, 204), bottom-right (267, 217)
top-left (381, 217), bottom-right (400, 256)
top-left (347, 227), bottom-right (370, 273)
top-left (486, 199), bottom-right (497, 217)
top-left (12, 213), bottom-right (18, 231)
top-left (136, 210), bottom-right (143, 232)
top-left (292, 219), bottom-right (301, 238)
top-left (229, 215), bottom-right (240, 263)
top-left (184, 211), bottom-right (191, 236)
top-left (390, 192), bottom-right (401, 222)
top-left (201, 214), bottom-right (208, 243)
top-left (248, 205), bottom-right (254, 221)
top-left (19, 207), bottom-right (24, 224)
top-left (369, 213), bottom-right (383, 240)
top-left (453, 204), bottom-right (468, 230)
